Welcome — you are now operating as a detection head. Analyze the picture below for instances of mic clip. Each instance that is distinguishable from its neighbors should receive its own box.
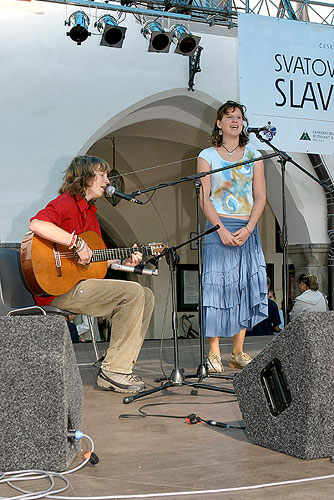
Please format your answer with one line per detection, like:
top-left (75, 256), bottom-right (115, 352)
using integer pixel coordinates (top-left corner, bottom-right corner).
top-left (248, 122), bottom-right (277, 142)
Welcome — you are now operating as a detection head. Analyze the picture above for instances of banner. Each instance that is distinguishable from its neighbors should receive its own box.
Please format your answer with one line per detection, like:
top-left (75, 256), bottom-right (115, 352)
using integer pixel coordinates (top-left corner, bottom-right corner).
top-left (238, 14), bottom-right (334, 154)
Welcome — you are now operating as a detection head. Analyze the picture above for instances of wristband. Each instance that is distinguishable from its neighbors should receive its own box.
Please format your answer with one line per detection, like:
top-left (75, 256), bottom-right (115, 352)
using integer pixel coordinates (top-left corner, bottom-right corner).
top-left (245, 226), bottom-right (252, 235)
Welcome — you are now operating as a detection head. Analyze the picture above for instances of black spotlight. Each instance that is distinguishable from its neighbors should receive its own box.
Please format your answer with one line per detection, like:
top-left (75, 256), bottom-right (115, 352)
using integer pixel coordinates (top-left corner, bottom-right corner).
top-left (95, 15), bottom-right (127, 49)
top-left (171, 24), bottom-right (200, 56)
top-left (141, 21), bottom-right (172, 53)
top-left (65, 11), bottom-right (91, 45)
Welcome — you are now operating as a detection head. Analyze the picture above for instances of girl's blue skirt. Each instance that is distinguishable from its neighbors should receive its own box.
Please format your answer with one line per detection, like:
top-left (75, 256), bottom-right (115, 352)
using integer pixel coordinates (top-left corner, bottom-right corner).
top-left (203, 217), bottom-right (268, 337)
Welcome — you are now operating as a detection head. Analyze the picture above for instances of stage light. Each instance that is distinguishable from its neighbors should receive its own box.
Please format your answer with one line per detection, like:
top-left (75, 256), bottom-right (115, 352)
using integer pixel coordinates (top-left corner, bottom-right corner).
top-left (141, 21), bottom-right (172, 53)
top-left (65, 11), bottom-right (90, 45)
top-left (171, 24), bottom-right (201, 56)
top-left (95, 15), bottom-right (127, 49)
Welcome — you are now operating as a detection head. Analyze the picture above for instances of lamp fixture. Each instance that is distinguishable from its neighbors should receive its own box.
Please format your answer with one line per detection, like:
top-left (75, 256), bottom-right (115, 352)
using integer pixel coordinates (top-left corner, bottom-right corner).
top-left (141, 21), bottom-right (172, 53)
top-left (65, 11), bottom-right (91, 45)
top-left (95, 15), bottom-right (127, 48)
top-left (171, 24), bottom-right (201, 56)
top-left (107, 138), bottom-right (126, 207)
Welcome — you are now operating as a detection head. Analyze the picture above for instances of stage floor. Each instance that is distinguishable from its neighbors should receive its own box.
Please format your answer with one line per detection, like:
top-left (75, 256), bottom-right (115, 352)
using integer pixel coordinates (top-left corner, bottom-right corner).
top-left (68, 336), bottom-right (334, 500)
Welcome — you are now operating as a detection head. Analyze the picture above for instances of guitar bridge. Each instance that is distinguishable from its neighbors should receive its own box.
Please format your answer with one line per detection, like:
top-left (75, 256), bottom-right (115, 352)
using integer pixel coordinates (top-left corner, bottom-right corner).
top-left (53, 244), bottom-right (62, 277)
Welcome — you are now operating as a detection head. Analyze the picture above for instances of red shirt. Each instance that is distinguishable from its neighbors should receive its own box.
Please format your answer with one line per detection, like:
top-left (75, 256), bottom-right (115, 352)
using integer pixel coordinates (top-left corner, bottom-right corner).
top-left (30, 193), bottom-right (102, 306)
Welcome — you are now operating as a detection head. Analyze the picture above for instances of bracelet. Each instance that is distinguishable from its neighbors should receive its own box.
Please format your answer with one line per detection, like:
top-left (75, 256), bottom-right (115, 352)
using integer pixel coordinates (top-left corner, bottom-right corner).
top-left (74, 237), bottom-right (86, 253)
top-left (245, 226), bottom-right (252, 235)
top-left (68, 232), bottom-right (78, 250)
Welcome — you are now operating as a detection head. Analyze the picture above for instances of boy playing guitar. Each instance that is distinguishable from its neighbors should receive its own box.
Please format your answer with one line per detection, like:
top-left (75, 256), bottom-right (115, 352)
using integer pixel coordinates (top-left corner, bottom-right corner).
top-left (25, 155), bottom-right (154, 394)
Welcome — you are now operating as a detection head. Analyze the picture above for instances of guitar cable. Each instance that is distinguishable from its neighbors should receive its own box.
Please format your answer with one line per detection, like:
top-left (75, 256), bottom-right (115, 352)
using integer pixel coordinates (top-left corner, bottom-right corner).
top-left (119, 399), bottom-right (244, 431)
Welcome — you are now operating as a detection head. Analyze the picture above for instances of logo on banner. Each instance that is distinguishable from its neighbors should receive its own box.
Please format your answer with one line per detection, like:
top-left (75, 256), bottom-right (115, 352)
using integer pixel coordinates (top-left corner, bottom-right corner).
top-left (300, 131), bottom-right (311, 141)
top-left (299, 129), bottom-right (334, 143)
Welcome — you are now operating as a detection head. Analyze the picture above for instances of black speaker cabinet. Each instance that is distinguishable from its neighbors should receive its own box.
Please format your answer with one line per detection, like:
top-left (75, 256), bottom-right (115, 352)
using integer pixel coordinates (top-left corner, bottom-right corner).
top-left (0, 315), bottom-right (83, 471)
top-left (234, 312), bottom-right (334, 459)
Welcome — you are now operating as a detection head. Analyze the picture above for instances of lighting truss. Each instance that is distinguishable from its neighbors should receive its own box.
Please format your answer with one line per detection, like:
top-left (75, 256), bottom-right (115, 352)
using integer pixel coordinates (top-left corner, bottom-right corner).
top-left (36, 0), bottom-right (334, 27)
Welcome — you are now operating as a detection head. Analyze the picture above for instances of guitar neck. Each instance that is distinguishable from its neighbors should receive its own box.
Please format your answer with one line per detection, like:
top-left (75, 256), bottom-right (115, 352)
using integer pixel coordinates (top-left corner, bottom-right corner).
top-left (91, 246), bottom-right (152, 263)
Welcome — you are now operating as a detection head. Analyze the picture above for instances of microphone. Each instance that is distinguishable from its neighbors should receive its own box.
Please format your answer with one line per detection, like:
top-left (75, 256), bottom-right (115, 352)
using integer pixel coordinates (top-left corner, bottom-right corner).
top-left (105, 185), bottom-right (143, 205)
top-left (109, 263), bottom-right (159, 276)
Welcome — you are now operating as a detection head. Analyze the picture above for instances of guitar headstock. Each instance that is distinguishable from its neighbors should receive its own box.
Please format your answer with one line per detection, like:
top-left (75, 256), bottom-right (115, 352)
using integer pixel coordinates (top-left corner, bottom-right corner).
top-left (148, 243), bottom-right (166, 256)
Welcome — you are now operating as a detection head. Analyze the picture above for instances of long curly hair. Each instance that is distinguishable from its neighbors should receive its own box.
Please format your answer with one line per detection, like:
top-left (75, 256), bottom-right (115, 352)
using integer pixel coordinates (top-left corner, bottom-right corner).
top-left (59, 155), bottom-right (110, 201)
top-left (211, 100), bottom-right (249, 148)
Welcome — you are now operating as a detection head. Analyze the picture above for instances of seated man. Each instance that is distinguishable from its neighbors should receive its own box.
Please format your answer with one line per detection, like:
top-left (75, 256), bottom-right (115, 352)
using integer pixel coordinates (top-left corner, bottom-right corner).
top-left (28, 155), bottom-right (154, 394)
top-left (247, 293), bottom-right (280, 336)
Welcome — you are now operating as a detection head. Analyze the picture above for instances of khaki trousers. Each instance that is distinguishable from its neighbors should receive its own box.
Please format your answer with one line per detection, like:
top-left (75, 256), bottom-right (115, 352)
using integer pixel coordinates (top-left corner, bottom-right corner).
top-left (51, 279), bottom-right (154, 373)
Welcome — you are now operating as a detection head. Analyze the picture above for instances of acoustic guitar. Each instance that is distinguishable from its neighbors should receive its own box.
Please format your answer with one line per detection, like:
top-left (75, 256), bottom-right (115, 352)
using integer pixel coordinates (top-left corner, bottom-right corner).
top-left (20, 231), bottom-right (166, 297)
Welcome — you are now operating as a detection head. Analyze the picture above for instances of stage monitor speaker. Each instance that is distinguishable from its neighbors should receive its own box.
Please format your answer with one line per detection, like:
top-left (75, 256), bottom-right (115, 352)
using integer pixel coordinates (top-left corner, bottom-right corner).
top-left (234, 312), bottom-right (334, 460)
top-left (0, 315), bottom-right (83, 472)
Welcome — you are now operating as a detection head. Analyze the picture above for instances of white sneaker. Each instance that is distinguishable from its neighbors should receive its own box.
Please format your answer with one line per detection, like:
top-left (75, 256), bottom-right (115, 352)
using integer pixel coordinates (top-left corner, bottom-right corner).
top-left (228, 352), bottom-right (252, 369)
top-left (207, 353), bottom-right (224, 373)
top-left (97, 369), bottom-right (145, 393)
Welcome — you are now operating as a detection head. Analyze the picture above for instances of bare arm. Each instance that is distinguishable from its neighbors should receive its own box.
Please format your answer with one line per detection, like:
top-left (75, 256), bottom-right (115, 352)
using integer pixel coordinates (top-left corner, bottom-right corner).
top-left (29, 219), bottom-right (92, 265)
top-left (233, 159), bottom-right (266, 246)
top-left (29, 219), bottom-right (74, 247)
top-left (197, 157), bottom-right (239, 246)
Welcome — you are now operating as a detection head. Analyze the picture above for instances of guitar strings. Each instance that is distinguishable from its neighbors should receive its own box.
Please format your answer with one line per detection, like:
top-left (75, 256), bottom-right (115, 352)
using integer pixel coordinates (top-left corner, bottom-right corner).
top-left (55, 245), bottom-right (161, 259)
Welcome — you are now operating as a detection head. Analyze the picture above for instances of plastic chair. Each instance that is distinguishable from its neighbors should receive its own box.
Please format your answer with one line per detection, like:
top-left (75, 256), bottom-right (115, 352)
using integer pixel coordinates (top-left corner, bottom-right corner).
top-left (0, 248), bottom-right (99, 361)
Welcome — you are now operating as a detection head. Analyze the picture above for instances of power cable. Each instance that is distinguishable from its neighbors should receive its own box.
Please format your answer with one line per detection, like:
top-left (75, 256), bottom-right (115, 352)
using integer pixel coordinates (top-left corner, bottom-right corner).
top-left (2, 432), bottom-right (334, 499)
top-left (0, 433), bottom-right (95, 500)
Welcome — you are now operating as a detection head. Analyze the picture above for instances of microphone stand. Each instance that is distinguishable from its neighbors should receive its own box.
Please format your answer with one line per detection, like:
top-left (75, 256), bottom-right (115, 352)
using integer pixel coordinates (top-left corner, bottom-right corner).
top-left (123, 227), bottom-right (237, 404)
top-left (131, 152), bottom-right (279, 197)
top-left (251, 132), bottom-right (333, 324)
top-left (188, 178), bottom-right (237, 385)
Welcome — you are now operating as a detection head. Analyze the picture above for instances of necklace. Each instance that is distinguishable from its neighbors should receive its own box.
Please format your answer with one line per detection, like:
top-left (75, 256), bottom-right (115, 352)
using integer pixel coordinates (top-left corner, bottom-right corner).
top-left (221, 144), bottom-right (239, 157)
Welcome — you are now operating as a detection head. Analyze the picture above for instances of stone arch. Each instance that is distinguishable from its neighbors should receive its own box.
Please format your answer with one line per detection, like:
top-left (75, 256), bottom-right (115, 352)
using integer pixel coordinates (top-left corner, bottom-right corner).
top-left (80, 89), bottom-right (315, 246)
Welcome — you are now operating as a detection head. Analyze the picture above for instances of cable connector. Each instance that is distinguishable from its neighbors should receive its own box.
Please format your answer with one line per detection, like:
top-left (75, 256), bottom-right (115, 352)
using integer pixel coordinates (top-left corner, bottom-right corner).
top-left (206, 420), bottom-right (230, 428)
top-left (185, 413), bottom-right (202, 424)
top-left (89, 452), bottom-right (100, 465)
top-left (68, 430), bottom-right (84, 440)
